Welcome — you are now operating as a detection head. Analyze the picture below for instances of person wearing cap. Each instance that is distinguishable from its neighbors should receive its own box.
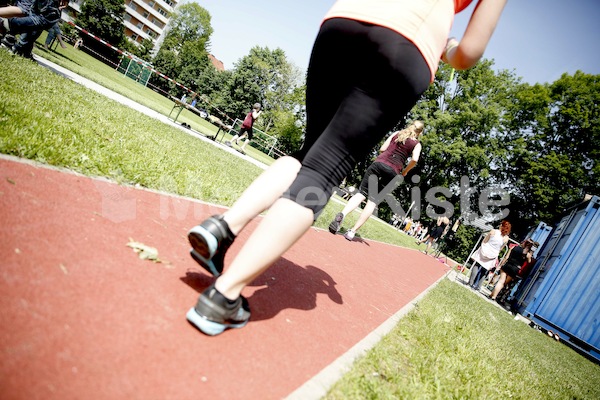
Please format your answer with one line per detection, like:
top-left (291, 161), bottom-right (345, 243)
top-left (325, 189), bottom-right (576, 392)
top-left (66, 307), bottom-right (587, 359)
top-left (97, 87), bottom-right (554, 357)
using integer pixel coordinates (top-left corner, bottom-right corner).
top-left (226, 103), bottom-right (262, 154)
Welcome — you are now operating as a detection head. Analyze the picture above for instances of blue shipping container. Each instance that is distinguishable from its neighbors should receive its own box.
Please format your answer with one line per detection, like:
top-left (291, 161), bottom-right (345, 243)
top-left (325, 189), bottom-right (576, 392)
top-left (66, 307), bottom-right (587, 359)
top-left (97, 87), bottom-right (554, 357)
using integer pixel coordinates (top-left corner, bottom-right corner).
top-left (526, 221), bottom-right (553, 258)
top-left (515, 196), bottom-right (600, 362)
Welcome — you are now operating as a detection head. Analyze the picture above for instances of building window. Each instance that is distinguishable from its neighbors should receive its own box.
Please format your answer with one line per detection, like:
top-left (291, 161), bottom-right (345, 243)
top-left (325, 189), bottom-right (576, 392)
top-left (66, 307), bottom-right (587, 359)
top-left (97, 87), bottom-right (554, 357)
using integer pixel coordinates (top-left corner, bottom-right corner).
top-left (142, 11), bottom-right (149, 19)
top-left (137, 22), bottom-right (143, 29)
top-left (148, 1), bottom-right (155, 7)
top-left (151, 18), bottom-right (164, 29)
top-left (158, 8), bottom-right (167, 17)
top-left (131, 34), bottom-right (139, 41)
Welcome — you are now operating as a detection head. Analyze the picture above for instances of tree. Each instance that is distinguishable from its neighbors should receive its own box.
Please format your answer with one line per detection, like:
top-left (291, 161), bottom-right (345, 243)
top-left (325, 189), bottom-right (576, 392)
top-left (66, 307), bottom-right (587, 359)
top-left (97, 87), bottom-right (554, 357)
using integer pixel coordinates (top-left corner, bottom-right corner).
top-left (151, 3), bottom-right (213, 96)
top-left (129, 38), bottom-right (155, 62)
top-left (504, 71), bottom-right (600, 229)
top-left (75, 0), bottom-right (126, 62)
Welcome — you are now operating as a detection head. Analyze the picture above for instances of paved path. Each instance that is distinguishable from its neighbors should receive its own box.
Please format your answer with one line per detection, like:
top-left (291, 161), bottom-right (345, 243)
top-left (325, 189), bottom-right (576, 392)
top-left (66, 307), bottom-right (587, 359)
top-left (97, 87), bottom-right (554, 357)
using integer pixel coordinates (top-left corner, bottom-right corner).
top-left (1, 55), bottom-right (451, 399)
top-left (0, 155), bottom-right (450, 400)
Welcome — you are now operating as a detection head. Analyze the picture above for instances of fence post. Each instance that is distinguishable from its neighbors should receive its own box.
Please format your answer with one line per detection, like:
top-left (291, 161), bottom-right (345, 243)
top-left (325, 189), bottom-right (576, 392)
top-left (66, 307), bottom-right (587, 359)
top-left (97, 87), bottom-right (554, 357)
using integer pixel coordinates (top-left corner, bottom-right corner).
top-left (268, 138), bottom-right (277, 157)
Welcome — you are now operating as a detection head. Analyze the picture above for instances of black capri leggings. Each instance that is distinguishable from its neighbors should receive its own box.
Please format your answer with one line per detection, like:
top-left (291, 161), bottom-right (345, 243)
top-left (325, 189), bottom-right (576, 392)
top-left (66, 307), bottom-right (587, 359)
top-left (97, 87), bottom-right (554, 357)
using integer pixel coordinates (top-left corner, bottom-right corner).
top-left (284, 18), bottom-right (430, 217)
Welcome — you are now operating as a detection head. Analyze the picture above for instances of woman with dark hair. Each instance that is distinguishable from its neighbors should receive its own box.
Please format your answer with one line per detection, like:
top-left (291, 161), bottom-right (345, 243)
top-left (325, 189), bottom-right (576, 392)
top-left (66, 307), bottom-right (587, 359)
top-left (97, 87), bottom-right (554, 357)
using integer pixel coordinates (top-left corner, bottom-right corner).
top-left (468, 220), bottom-right (511, 290)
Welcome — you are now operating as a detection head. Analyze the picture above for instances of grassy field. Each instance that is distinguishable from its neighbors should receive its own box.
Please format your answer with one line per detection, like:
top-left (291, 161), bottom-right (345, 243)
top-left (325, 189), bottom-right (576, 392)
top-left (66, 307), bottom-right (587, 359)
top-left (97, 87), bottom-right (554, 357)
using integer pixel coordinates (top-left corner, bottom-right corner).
top-left (2, 45), bottom-right (599, 398)
top-left (30, 34), bottom-right (277, 166)
top-left (325, 279), bottom-right (600, 399)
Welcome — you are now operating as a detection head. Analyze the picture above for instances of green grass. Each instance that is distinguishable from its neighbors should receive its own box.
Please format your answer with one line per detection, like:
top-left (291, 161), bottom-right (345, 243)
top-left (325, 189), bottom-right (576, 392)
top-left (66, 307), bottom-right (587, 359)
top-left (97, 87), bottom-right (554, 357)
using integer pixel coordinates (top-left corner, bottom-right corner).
top-left (325, 279), bottom-right (600, 399)
top-left (35, 37), bottom-right (215, 135)
top-left (29, 34), bottom-right (275, 165)
top-left (2, 47), bottom-right (599, 398)
top-left (0, 49), bottom-right (261, 205)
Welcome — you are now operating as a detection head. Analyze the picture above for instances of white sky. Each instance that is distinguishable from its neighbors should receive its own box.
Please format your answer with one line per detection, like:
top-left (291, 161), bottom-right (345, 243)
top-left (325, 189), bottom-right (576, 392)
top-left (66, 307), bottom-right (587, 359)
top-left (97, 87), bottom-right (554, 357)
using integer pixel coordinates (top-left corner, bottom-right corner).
top-left (191, 0), bottom-right (600, 84)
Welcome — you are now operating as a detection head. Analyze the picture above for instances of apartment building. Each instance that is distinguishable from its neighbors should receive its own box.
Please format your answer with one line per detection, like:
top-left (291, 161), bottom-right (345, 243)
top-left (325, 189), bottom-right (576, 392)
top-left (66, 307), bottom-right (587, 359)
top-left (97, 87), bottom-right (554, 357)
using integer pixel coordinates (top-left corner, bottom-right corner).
top-left (61, 0), bottom-right (179, 46)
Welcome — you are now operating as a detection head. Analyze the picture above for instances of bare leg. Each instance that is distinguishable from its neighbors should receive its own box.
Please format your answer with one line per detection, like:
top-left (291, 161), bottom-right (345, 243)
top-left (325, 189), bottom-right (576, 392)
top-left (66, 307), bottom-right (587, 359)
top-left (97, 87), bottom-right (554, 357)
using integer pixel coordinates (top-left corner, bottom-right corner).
top-left (341, 193), bottom-right (366, 216)
top-left (240, 138), bottom-right (249, 151)
top-left (222, 156), bottom-right (301, 235)
top-left (425, 238), bottom-right (435, 254)
top-left (349, 199), bottom-right (376, 232)
top-left (228, 134), bottom-right (240, 145)
top-left (236, 133), bottom-right (247, 145)
top-left (490, 271), bottom-right (507, 299)
top-left (216, 198), bottom-right (314, 299)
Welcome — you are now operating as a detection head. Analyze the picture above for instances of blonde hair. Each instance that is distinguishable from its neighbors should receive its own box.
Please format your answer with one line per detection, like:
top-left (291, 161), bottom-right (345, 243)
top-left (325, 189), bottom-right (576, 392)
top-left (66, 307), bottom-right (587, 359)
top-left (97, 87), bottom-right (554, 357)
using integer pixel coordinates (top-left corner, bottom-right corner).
top-left (395, 120), bottom-right (424, 143)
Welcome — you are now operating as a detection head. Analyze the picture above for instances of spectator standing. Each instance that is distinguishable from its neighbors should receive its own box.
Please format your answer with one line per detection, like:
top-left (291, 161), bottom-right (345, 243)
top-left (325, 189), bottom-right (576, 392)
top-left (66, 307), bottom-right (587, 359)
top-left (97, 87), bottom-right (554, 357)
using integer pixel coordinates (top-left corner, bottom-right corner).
top-left (489, 239), bottom-right (535, 300)
top-left (468, 221), bottom-right (511, 290)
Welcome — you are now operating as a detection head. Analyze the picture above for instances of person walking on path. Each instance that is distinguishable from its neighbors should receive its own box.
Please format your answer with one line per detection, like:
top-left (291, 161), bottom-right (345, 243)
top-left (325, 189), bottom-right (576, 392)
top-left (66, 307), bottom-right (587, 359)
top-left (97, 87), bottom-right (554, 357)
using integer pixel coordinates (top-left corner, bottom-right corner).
top-left (328, 121), bottom-right (424, 241)
top-left (226, 103), bottom-right (262, 154)
top-left (185, 0), bottom-right (507, 336)
top-left (488, 238), bottom-right (535, 300)
top-left (418, 215), bottom-right (450, 255)
top-left (468, 220), bottom-right (511, 290)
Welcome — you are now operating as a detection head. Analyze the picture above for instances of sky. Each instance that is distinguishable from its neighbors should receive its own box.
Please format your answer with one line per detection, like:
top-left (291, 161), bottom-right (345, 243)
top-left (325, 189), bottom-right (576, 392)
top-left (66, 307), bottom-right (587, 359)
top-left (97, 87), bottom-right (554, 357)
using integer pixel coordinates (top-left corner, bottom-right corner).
top-left (189, 0), bottom-right (600, 85)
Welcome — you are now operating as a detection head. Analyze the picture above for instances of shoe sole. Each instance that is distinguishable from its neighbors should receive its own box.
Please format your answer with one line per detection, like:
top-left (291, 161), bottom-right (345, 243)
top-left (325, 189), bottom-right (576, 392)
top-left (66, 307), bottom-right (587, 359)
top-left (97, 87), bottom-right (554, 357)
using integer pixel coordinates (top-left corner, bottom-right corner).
top-left (328, 221), bottom-right (339, 234)
top-left (186, 307), bottom-right (247, 336)
top-left (188, 226), bottom-right (221, 277)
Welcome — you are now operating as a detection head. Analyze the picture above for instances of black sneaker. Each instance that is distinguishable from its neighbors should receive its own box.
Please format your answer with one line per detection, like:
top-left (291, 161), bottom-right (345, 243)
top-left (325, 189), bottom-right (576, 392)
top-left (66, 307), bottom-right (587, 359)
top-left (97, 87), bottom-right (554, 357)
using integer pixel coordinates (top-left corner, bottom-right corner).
top-left (1, 34), bottom-right (16, 49)
top-left (186, 284), bottom-right (251, 335)
top-left (328, 212), bottom-right (344, 234)
top-left (188, 215), bottom-right (235, 277)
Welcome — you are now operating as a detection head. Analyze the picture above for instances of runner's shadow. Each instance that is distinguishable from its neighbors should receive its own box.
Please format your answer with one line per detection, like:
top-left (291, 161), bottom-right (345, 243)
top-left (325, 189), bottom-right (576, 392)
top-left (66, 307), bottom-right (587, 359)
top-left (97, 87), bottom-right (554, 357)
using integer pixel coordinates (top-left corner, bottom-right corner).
top-left (180, 257), bottom-right (343, 322)
top-left (338, 229), bottom-right (370, 246)
top-left (345, 236), bottom-right (370, 246)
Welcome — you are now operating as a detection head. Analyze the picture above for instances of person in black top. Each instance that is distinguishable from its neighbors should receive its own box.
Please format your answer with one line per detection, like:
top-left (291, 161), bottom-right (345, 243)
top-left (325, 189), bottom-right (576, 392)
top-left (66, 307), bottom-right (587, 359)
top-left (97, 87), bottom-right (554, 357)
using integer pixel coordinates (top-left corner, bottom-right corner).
top-left (419, 216), bottom-right (450, 255)
top-left (328, 121), bottom-right (424, 241)
top-left (489, 239), bottom-right (535, 300)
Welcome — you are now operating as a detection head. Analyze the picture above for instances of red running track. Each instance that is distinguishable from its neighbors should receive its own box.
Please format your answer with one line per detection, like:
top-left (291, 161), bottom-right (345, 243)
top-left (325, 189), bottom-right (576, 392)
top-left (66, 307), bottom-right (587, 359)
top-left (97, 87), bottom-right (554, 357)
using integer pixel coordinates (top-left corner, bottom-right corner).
top-left (0, 156), bottom-right (450, 400)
